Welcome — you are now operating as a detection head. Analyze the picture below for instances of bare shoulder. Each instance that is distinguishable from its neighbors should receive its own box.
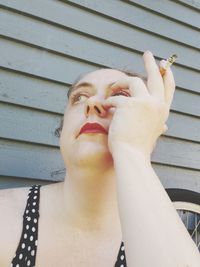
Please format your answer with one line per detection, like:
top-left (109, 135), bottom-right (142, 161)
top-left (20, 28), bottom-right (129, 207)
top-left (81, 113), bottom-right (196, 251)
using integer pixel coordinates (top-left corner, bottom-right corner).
top-left (0, 186), bottom-right (29, 213)
top-left (0, 186), bottom-right (31, 265)
top-left (0, 183), bottom-right (57, 231)
top-left (0, 186), bottom-right (30, 230)
top-left (0, 185), bottom-right (28, 198)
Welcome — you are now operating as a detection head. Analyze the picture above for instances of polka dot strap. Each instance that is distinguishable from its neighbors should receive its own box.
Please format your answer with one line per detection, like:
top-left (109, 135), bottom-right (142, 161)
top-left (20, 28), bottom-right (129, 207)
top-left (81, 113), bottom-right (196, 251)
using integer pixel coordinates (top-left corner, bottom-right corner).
top-left (22, 185), bottom-right (40, 220)
top-left (114, 241), bottom-right (127, 267)
top-left (10, 185), bottom-right (41, 267)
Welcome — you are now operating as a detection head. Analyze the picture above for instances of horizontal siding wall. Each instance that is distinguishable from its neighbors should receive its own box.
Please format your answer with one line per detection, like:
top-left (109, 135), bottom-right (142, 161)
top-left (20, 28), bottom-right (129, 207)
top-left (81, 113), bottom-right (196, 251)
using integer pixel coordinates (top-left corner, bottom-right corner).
top-left (0, 0), bottom-right (199, 191)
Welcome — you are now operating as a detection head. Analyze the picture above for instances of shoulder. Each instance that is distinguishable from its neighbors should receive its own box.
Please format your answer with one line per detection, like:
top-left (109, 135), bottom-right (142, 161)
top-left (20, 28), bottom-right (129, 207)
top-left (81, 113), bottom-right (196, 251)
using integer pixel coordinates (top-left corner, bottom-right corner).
top-left (0, 187), bottom-right (30, 221)
top-left (0, 187), bottom-right (30, 205)
top-left (0, 183), bottom-right (59, 228)
top-left (0, 183), bottom-right (57, 218)
top-left (0, 186), bottom-right (31, 265)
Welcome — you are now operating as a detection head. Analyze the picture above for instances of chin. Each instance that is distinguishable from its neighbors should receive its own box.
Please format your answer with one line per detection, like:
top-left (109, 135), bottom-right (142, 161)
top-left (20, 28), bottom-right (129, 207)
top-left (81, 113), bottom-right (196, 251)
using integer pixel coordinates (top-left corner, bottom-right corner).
top-left (70, 139), bottom-right (113, 167)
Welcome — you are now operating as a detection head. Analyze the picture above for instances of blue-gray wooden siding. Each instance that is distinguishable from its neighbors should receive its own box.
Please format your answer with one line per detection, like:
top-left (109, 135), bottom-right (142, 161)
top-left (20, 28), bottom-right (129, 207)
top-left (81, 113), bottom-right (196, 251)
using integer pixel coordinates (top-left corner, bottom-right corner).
top-left (0, 0), bottom-right (199, 192)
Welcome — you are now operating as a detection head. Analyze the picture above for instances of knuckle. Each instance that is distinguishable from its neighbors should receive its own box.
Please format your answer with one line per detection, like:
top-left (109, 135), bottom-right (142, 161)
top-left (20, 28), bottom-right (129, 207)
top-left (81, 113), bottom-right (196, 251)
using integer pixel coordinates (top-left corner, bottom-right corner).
top-left (145, 99), bottom-right (167, 114)
top-left (130, 76), bottom-right (143, 84)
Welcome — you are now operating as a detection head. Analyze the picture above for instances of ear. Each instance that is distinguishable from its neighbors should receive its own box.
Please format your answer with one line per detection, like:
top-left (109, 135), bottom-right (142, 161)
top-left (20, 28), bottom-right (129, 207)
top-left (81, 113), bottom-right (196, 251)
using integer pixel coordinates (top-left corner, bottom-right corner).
top-left (55, 117), bottom-right (64, 138)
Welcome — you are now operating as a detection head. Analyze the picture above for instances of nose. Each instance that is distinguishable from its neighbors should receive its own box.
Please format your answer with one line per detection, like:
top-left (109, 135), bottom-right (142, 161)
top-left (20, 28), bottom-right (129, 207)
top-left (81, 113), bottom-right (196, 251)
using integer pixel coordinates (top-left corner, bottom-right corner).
top-left (85, 97), bottom-right (107, 118)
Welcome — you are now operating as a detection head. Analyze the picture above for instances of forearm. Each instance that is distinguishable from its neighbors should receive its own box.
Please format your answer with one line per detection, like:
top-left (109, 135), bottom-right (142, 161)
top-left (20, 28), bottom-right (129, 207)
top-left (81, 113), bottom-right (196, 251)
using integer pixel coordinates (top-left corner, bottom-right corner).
top-left (112, 143), bottom-right (200, 267)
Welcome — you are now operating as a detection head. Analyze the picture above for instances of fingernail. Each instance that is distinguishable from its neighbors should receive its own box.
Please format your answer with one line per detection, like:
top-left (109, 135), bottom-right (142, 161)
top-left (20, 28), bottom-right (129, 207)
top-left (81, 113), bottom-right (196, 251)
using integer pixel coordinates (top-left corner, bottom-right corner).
top-left (110, 82), bottom-right (116, 88)
top-left (144, 50), bottom-right (152, 56)
top-left (160, 60), bottom-right (167, 67)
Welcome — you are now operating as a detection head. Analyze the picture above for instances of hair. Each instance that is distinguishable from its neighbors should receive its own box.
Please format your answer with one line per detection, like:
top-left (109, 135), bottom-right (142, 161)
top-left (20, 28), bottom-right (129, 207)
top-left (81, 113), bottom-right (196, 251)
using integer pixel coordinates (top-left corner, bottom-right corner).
top-left (54, 68), bottom-right (147, 138)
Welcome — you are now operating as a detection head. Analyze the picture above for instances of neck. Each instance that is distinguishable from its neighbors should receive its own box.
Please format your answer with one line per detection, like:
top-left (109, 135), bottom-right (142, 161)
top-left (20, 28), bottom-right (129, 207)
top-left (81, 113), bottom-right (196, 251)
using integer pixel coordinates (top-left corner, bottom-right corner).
top-left (61, 163), bottom-right (120, 232)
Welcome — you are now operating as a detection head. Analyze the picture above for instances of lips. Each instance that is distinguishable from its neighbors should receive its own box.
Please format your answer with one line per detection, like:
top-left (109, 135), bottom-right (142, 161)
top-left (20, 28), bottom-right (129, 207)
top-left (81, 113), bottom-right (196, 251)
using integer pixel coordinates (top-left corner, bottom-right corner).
top-left (78, 122), bottom-right (108, 136)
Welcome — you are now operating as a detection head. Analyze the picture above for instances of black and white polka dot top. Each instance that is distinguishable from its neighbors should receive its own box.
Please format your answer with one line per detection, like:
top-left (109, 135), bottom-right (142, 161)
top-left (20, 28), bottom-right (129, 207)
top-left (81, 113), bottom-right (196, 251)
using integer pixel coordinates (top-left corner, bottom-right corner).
top-left (10, 185), bottom-right (127, 267)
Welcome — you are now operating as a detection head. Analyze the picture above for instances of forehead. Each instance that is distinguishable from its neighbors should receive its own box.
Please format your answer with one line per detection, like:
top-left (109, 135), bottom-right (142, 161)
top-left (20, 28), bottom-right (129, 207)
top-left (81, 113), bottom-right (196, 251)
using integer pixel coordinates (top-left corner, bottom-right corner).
top-left (76, 68), bottom-right (128, 86)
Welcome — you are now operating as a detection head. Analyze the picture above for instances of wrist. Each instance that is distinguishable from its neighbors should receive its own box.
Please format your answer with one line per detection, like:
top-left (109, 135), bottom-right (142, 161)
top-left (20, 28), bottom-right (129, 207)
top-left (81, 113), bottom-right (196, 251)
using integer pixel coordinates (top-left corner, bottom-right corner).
top-left (111, 141), bottom-right (151, 164)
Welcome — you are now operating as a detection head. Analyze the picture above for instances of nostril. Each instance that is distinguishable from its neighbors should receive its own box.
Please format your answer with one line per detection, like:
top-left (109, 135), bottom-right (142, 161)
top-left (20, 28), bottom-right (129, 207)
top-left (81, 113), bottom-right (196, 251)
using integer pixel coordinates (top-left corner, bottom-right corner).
top-left (86, 106), bottom-right (90, 113)
top-left (94, 106), bottom-right (101, 114)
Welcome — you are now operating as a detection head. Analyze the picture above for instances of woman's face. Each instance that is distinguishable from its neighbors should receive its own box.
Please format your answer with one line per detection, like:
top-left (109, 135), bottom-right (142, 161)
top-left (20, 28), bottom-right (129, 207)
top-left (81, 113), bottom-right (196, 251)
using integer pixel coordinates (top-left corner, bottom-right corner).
top-left (60, 68), bottom-right (128, 168)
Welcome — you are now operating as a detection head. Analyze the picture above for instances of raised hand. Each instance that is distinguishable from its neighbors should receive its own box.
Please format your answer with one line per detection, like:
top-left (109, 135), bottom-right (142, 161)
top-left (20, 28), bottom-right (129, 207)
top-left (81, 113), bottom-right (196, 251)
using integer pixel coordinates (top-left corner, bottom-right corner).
top-left (103, 51), bottom-right (175, 156)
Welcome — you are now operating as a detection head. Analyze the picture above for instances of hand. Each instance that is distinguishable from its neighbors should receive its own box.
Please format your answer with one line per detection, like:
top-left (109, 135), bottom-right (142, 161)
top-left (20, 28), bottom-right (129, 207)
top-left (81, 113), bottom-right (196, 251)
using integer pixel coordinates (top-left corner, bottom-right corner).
top-left (103, 51), bottom-right (175, 156)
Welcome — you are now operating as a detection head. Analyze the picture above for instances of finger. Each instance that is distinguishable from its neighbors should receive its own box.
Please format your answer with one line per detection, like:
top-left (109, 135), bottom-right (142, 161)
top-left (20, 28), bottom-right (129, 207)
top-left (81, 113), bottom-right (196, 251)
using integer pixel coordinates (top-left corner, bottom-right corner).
top-left (159, 60), bottom-right (176, 107)
top-left (103, 95), bottom-right (129, 110)
top-left (143, 51), bottom-right (165, 101)
top-left (110, 77), bottom-right (149, 98)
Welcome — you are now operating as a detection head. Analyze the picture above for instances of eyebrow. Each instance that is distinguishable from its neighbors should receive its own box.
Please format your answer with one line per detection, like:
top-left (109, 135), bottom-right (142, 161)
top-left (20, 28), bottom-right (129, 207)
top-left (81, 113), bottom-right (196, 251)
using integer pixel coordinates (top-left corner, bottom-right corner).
top-left (68, 81), bottom-right (117, 97)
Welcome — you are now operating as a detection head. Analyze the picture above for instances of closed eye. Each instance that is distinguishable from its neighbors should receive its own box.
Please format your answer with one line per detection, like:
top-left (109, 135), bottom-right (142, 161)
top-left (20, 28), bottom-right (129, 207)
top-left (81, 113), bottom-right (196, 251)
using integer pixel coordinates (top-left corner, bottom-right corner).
top-left (111, 90), bottom-right (131, 97)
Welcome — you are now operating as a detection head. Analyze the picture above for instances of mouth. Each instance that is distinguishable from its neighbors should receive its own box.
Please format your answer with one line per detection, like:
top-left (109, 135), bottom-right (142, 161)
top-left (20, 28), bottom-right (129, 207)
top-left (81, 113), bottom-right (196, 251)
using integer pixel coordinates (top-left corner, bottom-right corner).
top-left (78, 122), bottom-right (108, 137)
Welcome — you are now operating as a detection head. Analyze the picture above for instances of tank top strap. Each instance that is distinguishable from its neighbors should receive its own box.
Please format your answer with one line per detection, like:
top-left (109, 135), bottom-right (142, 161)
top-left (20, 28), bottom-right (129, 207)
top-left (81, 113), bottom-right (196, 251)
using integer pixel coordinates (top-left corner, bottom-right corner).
top-left (10, 184), bottom-right (41, 267)
top-left (114, 241), bottom-right (127, 267)
top-left (23, 184), bottom-right (41, 219)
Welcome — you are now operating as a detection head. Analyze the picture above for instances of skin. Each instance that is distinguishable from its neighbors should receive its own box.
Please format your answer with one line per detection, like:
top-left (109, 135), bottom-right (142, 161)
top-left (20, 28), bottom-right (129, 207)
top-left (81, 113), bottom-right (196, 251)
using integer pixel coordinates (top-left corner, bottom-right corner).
top-left (58, 50), bottom-right (200, 266)
top-left (58, 51), bottom-right (169, 233)
top-left (0, 63), bottom-right (129, 267)
top-left (59, 66), bottom-right (130, 232)
top-left (0, 50), bottom-right (199, 266)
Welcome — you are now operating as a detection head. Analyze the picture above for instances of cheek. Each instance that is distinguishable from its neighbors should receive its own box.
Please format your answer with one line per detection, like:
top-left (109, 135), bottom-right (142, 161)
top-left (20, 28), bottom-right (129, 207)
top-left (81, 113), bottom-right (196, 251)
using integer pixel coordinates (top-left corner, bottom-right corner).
top-left (59, 123), bottom-right (74, 158)
top-left (61, 108), bottom-right (85, 139)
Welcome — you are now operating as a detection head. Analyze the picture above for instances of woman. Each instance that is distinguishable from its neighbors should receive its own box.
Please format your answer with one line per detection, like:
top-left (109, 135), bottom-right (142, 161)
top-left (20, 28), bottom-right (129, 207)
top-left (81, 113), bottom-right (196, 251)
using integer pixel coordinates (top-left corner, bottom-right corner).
top-left (0, 51), bottom-right (199, 267)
